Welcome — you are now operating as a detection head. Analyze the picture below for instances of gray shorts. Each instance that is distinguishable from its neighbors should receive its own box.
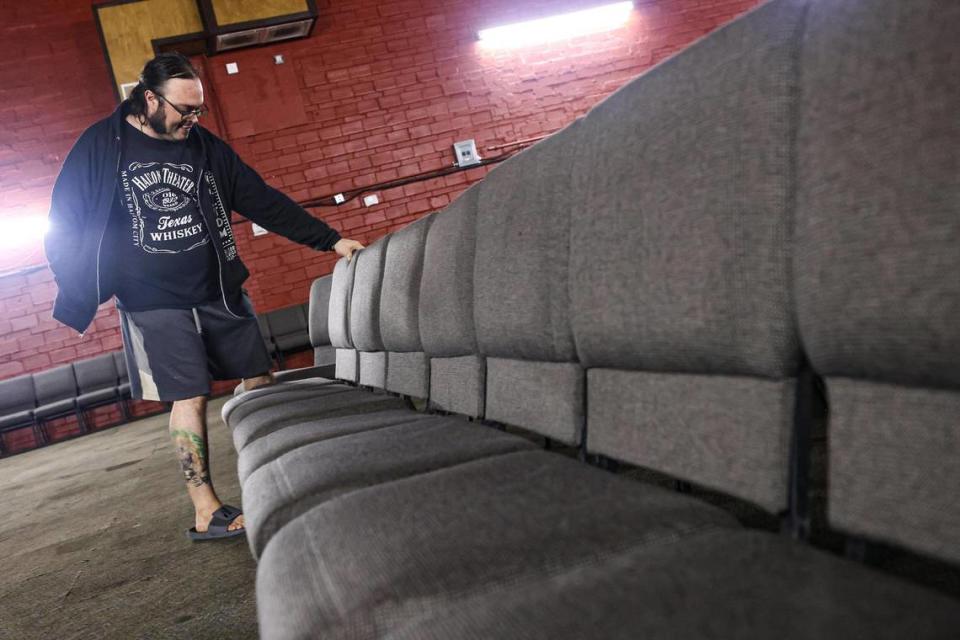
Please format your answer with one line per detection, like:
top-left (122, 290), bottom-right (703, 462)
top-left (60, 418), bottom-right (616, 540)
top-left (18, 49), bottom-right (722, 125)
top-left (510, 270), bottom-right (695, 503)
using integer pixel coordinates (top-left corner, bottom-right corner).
top-left (118, 294), bottom-right (272, 402)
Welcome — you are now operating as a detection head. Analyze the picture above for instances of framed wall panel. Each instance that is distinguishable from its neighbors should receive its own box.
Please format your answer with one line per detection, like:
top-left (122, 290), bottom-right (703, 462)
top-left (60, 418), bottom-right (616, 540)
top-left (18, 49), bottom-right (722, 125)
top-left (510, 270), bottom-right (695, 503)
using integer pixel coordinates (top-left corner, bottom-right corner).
top-left (94, 0), bottom-right (205, 101)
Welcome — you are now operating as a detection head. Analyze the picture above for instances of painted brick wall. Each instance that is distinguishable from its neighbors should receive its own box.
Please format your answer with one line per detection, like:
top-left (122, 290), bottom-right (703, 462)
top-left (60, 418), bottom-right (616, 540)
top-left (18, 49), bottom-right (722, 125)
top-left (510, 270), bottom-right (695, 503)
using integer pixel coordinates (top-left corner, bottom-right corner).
top-left (0, 0), bottom-right (763, 450)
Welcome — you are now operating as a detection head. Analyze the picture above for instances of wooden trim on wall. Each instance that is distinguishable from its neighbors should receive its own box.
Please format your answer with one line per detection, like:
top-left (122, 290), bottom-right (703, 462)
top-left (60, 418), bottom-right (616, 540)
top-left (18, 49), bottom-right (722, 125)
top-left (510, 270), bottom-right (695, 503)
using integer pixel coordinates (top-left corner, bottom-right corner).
top-left (197, 0), bottom-right (318, 35)
top-left (152, 32), bottom-right (207, 56)
top-left (91, 0), bottom-right (150, 103)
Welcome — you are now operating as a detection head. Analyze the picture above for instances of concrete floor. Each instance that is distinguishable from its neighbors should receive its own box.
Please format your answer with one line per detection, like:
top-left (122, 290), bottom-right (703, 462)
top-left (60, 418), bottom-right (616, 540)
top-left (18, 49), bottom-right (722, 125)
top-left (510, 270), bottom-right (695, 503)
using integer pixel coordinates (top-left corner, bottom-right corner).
top-left (0, 396), bottom-right (258, 640)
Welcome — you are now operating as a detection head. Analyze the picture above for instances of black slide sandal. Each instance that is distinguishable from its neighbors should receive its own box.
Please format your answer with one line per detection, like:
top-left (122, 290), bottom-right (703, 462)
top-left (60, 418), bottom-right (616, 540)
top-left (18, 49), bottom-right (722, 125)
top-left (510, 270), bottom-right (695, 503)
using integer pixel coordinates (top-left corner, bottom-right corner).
top-left (187, 504), bottom-right (246, 541)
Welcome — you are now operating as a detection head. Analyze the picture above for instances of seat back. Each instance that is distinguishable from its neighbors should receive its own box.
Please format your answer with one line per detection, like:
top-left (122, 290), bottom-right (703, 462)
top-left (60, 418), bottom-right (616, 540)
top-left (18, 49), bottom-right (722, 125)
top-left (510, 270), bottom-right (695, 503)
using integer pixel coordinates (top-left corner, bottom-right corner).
top-left (34, 364), bottom-right (79, 405)
top-left (308, 275), bottom-right (336, 367)
top-left (328, 254), bottom-right (360, 382)
top-left (349, 235), bottom-right (391, 388)
top-left (474, 123), bottom-right (585, 444)
top-left (570, 0), bottom-right (807, 512)
top-left (267, 305), bottom-right (310, 352)
top-left (73, 354), bottom-right (119, 393)
top-left (381, 214), bottom-right (435, 399)
top-left (0, 374), bottom-right (37, 415)
top-left (420, 185), bottom-right (485, 417)
top-left (796, 0), bottom-right (960, 564)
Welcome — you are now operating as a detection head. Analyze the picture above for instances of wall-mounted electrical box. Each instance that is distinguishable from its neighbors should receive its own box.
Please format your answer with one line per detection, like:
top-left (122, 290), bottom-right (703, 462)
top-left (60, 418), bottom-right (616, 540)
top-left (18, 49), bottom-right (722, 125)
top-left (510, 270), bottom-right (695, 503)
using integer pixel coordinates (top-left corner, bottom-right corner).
top-left (453, 139), bottom-right (481, 167)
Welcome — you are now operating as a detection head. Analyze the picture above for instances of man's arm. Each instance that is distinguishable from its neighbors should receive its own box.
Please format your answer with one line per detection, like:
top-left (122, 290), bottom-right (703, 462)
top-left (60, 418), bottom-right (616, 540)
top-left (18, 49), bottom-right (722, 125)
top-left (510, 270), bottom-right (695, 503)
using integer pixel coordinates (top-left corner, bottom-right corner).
top-left (224, 145), bottom-right (363, 259)
top-left (46, 135), bottom-right (92, 289)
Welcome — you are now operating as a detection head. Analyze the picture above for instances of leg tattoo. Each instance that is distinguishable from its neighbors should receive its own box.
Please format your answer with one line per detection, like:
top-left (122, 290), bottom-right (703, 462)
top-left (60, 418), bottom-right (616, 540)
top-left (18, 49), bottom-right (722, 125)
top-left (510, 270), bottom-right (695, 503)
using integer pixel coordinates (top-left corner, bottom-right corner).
top-left (171, 429), bottom-right (210, 488)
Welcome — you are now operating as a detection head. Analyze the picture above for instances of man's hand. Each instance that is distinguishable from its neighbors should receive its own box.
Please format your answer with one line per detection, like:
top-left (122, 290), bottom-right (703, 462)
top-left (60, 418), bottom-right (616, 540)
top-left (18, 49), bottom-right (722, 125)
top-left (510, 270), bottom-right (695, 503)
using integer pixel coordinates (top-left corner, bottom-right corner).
top-left (333, 238), bottom-right (365, 261)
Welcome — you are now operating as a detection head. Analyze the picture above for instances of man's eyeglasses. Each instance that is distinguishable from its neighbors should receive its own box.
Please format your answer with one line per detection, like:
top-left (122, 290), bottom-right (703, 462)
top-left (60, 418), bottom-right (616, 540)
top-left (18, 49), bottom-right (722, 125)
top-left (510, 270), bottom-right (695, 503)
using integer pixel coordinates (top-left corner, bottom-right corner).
top-left (154, 92), bottom-right (208, 120)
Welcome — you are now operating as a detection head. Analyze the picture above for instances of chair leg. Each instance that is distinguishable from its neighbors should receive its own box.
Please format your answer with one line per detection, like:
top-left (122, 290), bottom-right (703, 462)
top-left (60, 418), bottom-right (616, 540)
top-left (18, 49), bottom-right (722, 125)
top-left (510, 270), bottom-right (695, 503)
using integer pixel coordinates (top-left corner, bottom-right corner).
top-left (34, 421), bottom-right (48, 447)
top-left (120, 399), bottom-right (132, 422)
top-left (76, 408), bottom-right (89, 435)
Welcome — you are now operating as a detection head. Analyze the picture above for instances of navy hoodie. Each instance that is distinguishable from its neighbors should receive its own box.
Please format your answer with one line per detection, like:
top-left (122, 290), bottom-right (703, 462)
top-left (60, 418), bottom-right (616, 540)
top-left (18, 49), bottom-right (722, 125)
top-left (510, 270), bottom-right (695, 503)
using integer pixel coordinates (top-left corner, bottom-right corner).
top-left (45, 101), bottom-right (341, 334)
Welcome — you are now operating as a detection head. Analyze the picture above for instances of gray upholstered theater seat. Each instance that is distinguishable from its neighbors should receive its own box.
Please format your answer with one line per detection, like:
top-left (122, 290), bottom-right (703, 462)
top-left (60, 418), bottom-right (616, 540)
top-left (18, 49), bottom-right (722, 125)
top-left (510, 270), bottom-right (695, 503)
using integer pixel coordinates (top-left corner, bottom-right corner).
top-left (475, 122), bottom-right (584, 445)
top-left (388, 529), bottom-right (960, 640)
top-left (794, 0), bottom-right (960, 566)
top-left (0, 374), bottom-right (39, 454)
top-left (255, 276), bottom-right (338, 389)
top-left (257, 451), bottom-right (740, 638)
top-left (229, 387), bottom-right (405, 452)
top-left (33, 364), bottom-right (83, 439)
top-left (330, 253), bottom-right (360, 383)
top-left (420, 185), bottom-right (486, 418)
top-left (236, 409), bottom-right (426, 485)
top-left (306, 276), bottom-right (336, 370)
top-left (381, 214), bottom-right (434, 399)
top-left (74, 354), bottom-right (120, 411)
top-left (569, 0), bottom-right (802, 514)
top-left (244, 416), bottom-right (534, 558)
top-left (266, 305), bottom-right (310, 356)
top-left (350, 236), bottom-right (390, 389)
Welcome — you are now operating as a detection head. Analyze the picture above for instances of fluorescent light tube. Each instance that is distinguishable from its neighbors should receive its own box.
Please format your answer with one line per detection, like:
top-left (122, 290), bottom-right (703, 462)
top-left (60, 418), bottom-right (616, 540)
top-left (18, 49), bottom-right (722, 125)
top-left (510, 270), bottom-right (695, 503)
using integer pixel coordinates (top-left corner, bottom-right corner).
top-left (478, 2), bottom-right (634, 49)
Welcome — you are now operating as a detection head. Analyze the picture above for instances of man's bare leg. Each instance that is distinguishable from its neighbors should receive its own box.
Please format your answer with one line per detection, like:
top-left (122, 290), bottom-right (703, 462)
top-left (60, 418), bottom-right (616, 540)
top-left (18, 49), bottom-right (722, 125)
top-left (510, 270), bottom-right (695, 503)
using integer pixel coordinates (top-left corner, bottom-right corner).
top-left (242, 372), bottom-right (274, 392)
top-left (169, 396), bottom-right (244, 533)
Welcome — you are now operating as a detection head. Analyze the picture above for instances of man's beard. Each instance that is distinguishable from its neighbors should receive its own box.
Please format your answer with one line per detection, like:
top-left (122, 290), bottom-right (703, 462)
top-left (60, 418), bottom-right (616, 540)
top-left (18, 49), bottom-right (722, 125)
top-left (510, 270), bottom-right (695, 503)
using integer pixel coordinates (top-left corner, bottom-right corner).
top-left (146, 102), bottom-right (189, 137)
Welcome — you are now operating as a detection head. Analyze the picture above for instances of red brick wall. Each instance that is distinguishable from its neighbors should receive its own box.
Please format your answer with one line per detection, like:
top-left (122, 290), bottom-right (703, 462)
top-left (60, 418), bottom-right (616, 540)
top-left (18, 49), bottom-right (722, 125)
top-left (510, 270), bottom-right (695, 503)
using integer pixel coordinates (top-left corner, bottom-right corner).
top-left (0, 0), bottom-right (763, 450)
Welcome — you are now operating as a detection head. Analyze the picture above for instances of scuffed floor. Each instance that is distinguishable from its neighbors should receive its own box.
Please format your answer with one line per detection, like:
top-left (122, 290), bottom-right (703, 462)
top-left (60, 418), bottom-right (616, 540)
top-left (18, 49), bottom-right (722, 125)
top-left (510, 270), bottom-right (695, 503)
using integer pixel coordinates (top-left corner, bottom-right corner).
top-left (0, 396), bottom-right (258, 639)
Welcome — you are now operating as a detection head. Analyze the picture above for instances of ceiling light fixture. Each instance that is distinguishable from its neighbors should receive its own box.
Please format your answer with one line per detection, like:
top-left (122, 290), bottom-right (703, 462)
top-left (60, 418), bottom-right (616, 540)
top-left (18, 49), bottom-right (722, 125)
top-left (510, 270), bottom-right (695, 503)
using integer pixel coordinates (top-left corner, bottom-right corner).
top-left (478, 2), bottom-right (634, 49)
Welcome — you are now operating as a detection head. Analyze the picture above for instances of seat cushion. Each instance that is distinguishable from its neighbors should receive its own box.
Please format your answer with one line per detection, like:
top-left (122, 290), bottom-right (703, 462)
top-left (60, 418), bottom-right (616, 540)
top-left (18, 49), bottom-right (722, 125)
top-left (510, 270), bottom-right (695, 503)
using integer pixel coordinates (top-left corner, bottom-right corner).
top-left (0, 375), bottom-right (36, 415)
top-left (233, 372), bottom-right (337, 397)
top-left (393, 530), bottom-right (960, 640)
top-left (231, 391), bottom-right (407, 452)
top-left (244, 417), bottom-right (534, 557)
top-left (34, 398), bottom-right (76, 419)
top-left (222, 379), bottom-right (349, 425)
top-left (275, 332), bottom-right (310, 353)
top-left (237, 409), bottom-right (432, 485)
top-left (0, 410), bottom-right (34, 430)
top-left (76, 388), bottom-right (119, 408)
top-left (256, 450), bottom-right (738, 639)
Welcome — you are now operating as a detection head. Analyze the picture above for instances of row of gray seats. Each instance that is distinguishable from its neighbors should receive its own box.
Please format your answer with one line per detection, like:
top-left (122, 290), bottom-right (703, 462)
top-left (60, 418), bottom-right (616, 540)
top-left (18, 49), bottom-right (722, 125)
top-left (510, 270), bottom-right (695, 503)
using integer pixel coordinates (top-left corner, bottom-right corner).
top-left (222, 0), bottom-right (960, 637)
top-left (0, 351), bottom-right (132, 455)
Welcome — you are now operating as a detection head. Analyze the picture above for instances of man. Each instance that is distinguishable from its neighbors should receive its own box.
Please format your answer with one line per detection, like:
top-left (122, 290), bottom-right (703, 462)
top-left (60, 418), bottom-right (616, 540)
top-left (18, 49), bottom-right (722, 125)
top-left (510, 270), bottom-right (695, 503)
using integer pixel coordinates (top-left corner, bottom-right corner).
top-left (45, 53), bottom-right (363, 541)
